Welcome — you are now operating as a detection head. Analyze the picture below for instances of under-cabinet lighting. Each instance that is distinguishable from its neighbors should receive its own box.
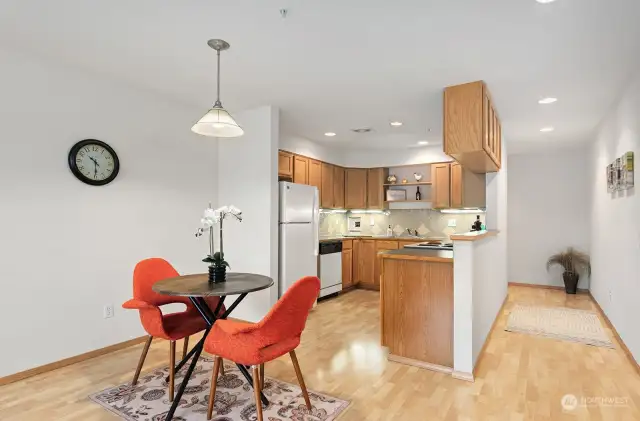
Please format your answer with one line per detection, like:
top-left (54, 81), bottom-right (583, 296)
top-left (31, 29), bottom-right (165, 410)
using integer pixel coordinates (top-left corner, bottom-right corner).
top-left (439, 208), bottom-right (486, 214)
top-left (348, 210), bottom-right (390, 215)
top-left (320, 209), bottom-right (348, 214)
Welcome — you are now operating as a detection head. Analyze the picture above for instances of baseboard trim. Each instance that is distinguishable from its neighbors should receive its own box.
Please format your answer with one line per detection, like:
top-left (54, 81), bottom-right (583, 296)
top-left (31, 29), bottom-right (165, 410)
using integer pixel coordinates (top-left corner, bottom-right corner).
top-left (452, 370), bottom-right (475, 382)
top-left (357, 284), bottom-right (380, 291)
top-left (588, 292), bottom-right (640, 377)
top-left (0, 336), bottom-right (148, 386)
top-left (508, 282), bottom-right (589, 294)
top-left (388, 354), bottom-right (453, 375)
top-left (472, 294), bottom-right (509, 378)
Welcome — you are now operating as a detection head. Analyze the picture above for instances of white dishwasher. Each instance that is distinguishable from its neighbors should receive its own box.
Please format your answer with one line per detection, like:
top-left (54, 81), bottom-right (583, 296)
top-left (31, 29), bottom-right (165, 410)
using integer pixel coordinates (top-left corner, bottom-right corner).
top-left (318, 240), bottom-right (342, 299)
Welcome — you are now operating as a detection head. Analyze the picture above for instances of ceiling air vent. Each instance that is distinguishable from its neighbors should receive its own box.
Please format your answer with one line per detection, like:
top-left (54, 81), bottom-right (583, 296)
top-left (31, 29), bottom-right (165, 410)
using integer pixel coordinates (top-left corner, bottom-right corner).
top-left (351, 128), bottom-right (373, 133)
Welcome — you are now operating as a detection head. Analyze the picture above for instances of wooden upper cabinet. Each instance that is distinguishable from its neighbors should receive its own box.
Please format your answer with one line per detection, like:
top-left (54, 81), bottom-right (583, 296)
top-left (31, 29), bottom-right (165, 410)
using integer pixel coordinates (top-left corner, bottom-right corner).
top-left (308, 159), bottom-right (322, 196)
top-left (333, 166), bottom-right (345, 209)
top-left (444, 80), bottom-right (502, 173)
top-left (293, 156), bottom-right (309, 184)
top-left (367, 168), bottom-right (386, 209)
top-left (278, 150), bottom-right (294, 178)
top-left (345, 168), bottom-right (367, 209)
top-left (432, 163), bottom-right (451, 209)
top-left (450, 162), bottom-right (486, 209)
top-left (450, 162), bottom-right (463, 209)
top-left (321, 162), bottom-right (334, 208)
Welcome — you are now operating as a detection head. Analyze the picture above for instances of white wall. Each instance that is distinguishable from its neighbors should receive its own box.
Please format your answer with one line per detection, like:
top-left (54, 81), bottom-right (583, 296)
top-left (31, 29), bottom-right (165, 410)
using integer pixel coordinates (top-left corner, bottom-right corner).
top-left (589, 72), bottom-right (640, 363)
top-left (279, 134), bottom-right (450, 168)
top-left (473, 139), bottom-right (508, 368)
top-left (0, 47), bottom-right (218, 377)
top-left (507, 147), bottom-right (591, 288)
top-left (279, 134), bottom-right (346, 166)
top-left (217, 106), bottom-right (280, 322)
top-left (342, 145), bottom-right (451, 167)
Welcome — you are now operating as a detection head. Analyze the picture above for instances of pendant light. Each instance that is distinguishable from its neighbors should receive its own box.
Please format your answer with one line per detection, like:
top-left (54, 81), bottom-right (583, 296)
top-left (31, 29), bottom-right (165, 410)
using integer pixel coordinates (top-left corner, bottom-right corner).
top-left (191, 39), bottom-right (244, 137)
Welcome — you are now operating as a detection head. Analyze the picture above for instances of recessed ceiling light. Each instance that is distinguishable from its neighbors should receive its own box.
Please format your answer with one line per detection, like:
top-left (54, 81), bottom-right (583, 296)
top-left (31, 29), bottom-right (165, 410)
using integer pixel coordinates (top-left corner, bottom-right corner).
top-left (540, 127), bottom-right (555, 132)
top-left (538, 97), bottom-right (558, 104)
top-left (536, 0), bottom-right (557, 3)
top-left (418, 141), bottom-right (429, 145)
top-left (390, 121), bottom-right (403, 127)
top-left (324, 132), bottom-right (336, 137)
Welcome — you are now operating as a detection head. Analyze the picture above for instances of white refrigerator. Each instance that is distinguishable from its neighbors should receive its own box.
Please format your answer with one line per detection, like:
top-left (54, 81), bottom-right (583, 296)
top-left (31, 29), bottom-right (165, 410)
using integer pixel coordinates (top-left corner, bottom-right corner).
top-left (279, 181), bottom-right (319, 297)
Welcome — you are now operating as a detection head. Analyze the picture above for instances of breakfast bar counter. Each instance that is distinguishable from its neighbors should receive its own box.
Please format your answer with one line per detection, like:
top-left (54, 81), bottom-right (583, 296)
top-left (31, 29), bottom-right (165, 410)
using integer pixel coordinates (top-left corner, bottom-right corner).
top-left (378, 248), bottom-right (454, 371)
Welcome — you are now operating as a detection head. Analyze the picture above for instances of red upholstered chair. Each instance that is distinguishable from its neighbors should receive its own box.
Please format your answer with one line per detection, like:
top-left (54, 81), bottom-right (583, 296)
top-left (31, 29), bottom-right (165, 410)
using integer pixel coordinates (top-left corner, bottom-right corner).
top-left (204, 276), bottom-right (320, 421)
top-left (122, 258), bottom-right (225, 400)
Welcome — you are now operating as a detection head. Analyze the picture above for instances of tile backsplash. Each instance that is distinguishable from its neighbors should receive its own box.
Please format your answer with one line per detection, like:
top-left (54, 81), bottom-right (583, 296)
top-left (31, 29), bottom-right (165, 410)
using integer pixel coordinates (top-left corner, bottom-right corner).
top-left (319, 210), bottom-right (482, 240)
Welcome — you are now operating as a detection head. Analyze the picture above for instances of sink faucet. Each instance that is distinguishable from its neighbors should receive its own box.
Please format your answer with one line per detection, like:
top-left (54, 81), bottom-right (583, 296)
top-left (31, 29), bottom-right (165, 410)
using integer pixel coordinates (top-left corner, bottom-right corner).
top-left (406, 228), bottom-right (419, 237)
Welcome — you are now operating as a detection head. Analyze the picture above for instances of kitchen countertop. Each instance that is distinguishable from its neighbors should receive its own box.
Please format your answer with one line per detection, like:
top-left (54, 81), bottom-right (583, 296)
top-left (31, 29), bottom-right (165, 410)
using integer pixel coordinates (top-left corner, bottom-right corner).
top-left (319, 236), bottom-right (441, 243)
top-left (377, 248), bottom-right (453, 263)
top-left (449, 230), bottom-right (499, 242)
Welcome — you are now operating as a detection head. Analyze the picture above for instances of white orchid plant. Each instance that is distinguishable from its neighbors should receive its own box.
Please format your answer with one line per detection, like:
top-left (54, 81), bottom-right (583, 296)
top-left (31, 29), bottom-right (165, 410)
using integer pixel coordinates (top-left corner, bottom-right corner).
top-left (195, 205), bottom-right (242, 268)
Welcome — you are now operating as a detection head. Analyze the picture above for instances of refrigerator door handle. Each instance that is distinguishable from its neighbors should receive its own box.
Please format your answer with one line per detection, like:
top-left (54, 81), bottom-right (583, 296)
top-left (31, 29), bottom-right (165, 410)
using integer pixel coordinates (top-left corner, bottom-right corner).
top-left (312, 188), bottom-right (319, 256)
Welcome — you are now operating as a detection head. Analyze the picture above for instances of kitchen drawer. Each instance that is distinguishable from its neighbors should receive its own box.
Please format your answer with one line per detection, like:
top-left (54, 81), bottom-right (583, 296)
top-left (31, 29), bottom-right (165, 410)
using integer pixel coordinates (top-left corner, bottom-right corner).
top-left (376, 240), bottom-right (399, 250)
top-left (342, 239), bottom-right (353, 250)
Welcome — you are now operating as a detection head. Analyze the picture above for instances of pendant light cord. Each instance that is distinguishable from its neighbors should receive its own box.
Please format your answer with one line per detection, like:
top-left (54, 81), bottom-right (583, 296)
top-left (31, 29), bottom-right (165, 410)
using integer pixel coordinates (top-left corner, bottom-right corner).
top-left (215, 49), bottom-right (222, 108)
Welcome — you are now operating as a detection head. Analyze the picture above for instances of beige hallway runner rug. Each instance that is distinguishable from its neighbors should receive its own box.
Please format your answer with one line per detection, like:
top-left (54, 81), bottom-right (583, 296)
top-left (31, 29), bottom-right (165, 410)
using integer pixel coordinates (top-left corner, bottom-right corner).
top-left (90, 355), bottom-right (350, 420)
top-left (505, 304), bottom-right (614, 348)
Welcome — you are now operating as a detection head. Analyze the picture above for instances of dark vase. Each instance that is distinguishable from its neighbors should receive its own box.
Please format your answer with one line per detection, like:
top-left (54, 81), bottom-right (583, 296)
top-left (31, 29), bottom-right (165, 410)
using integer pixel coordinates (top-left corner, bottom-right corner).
top-left (563, 272), bottom-right (579, 294)
top-left (208, 265), bottom-right (226, 284)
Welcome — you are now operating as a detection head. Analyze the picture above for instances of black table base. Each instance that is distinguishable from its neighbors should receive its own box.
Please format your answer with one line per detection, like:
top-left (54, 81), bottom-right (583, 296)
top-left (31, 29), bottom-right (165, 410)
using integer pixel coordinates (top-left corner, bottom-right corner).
top-left (165, 293), bottom-right (269, 420)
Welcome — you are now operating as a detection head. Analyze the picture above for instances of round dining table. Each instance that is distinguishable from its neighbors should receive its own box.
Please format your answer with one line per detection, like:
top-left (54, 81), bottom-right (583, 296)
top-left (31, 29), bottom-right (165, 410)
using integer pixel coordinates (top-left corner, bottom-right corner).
top-left (152, 272), bottom-right (274, 421)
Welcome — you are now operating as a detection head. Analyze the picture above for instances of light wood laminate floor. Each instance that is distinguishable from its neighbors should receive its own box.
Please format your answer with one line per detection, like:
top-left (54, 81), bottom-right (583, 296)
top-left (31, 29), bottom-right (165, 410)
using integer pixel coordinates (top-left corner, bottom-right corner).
top-left (1, 286), bottom-right (639, 420)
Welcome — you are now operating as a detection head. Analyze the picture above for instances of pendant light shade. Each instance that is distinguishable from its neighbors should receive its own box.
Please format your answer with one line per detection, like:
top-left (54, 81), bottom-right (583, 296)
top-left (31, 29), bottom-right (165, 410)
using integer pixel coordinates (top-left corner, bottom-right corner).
top-left (191, 106), bottom-right (244, 137)
top-left (192, 39), bottom-right (243, 138)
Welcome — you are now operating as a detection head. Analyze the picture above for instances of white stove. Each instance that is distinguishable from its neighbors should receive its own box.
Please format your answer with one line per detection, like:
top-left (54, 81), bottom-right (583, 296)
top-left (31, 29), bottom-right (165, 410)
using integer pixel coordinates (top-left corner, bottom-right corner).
top-left (403, 242), bottom-right (454, 250)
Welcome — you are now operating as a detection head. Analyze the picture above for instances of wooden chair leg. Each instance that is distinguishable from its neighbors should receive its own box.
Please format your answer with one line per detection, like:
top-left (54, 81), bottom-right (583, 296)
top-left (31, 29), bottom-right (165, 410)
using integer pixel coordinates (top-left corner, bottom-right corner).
top-left (219, 358), bottom-right (225, 377)
top-left (289, 350), bottom-right (311, 410)
top-left (206, 356), bottom-right (222, 420)
top-left (259, 363), bottom-right (265, 390)
top-left (132, 336), bottom-right (153, 385)
top-left (169, 341), bottom-right (176, 402)
top-left (182, 336), bottom-right (189, 359)
top-left (252, 365), bottom-right (264, 421)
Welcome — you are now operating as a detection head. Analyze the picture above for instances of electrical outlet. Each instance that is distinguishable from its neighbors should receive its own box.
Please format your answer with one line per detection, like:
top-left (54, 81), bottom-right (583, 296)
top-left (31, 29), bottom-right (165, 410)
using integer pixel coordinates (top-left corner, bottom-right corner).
top-left (608, 289), bottom-right (612, 303)
top-left (369, 215), bottom-right (375, 226)
top-left (448, 219), bottom-right (457, 227)
top-left (103, 304), bottom-right (114, 319)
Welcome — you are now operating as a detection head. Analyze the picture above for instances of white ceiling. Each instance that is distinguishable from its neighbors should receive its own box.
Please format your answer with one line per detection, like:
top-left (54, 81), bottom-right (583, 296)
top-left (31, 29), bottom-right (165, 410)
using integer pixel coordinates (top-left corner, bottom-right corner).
top-left (1, 0), bottom-right (639, 153)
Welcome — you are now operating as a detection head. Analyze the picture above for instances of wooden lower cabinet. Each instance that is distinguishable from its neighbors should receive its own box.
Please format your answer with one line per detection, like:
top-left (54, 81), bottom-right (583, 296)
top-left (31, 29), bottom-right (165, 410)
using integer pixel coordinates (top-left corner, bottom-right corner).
top-left (374, 241), bottom-right (399, 288)
top-left (358, 240), bottom-right (377, 289)
top-left (352, 239), bottom-right (361, 284)
top-left (342, 248), bottom-right (353, 288)
top-left (380, 258), bottom-right (453, 367)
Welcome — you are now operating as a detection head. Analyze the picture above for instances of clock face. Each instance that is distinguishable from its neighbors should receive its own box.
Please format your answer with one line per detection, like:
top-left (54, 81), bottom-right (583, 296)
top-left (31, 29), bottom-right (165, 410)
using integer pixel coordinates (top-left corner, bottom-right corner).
top-left (68, 139), bottom-right (119, 186)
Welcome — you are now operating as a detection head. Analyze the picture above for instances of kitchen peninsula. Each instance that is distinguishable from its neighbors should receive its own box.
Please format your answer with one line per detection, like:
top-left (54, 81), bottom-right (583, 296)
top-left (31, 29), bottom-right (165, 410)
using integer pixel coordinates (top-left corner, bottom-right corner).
top-left (379, 230), bottom-right (500, 382)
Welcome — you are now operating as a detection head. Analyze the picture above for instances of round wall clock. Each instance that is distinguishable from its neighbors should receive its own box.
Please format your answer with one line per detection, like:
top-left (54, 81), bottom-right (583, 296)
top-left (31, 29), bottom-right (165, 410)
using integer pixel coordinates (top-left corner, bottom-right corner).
top-left (68, 139), bottom-right (120, 186)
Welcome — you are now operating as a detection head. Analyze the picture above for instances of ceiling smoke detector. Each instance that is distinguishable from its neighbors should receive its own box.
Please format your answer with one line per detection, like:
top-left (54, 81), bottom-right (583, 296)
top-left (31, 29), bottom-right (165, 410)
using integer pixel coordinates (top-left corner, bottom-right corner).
top-left (351, 128), bottom-right (373, 133)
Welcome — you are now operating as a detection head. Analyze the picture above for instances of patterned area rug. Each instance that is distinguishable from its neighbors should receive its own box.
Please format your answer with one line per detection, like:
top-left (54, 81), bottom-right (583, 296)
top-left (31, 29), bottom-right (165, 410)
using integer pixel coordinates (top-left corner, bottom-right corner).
top-left (505, 304), bottom-right (614, 348)
top-left (89, 356), bottom-right (349, 420)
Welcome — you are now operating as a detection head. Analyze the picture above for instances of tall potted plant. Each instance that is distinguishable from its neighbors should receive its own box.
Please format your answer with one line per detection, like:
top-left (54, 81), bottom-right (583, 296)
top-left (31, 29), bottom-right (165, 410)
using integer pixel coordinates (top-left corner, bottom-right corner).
top-left (195, 204), bottom-right (242, 283)
top-left (546, 248), bottom-right (591, 294)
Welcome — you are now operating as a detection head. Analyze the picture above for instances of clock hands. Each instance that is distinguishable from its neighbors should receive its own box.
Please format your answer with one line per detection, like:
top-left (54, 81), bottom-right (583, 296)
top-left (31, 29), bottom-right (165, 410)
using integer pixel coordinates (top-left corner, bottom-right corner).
top-left (89, 156), bottom-right (100, 179)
